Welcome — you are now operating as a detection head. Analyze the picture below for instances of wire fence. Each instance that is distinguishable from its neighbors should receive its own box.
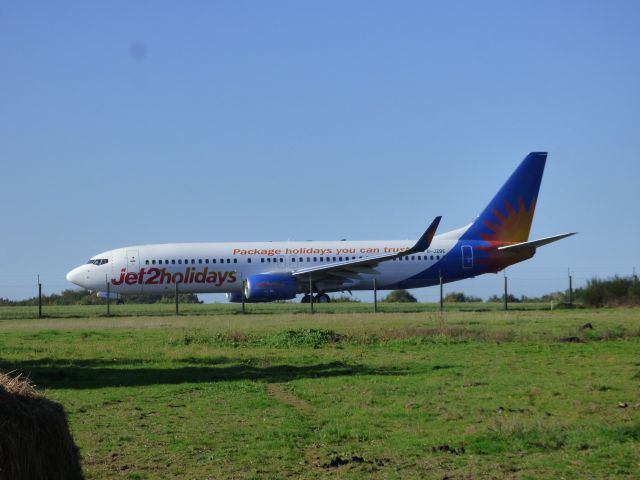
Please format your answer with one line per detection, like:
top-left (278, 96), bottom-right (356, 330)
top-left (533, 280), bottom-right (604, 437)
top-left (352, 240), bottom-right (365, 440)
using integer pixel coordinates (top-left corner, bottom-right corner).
top-left (1, 268), bottom-right (638, 299)
top-left (1, 266), bottom-right (638, 320)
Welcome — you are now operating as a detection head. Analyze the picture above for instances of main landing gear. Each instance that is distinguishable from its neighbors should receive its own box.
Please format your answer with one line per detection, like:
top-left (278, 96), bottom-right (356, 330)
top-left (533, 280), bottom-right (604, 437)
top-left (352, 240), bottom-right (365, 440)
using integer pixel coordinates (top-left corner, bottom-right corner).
top-left (301, 293), bottom-right (331, 303)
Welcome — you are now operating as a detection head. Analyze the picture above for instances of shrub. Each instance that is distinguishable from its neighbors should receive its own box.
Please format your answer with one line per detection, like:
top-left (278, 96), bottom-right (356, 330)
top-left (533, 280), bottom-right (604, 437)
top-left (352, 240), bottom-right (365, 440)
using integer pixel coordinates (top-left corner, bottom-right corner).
top-left (576, 275), bottom-right (640, 307)
top-left (443, 291), bottom-right (482, 302)
top-left (383, 289), bottom-right (417, 303)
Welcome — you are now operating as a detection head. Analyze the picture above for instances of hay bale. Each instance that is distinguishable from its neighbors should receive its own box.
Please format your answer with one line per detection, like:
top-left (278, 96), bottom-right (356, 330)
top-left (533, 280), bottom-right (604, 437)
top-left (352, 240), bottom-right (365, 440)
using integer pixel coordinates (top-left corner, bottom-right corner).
top-left (0, 371), bottom-right (84, 480)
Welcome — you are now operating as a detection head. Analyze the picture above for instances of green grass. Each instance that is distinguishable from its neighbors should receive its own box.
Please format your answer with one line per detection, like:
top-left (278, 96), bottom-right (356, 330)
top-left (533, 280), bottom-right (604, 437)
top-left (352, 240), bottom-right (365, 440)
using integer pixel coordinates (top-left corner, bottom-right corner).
top-left (0, 300), bottom-right (565, 320)
top-left (0, 307), bottom-right (639, 479)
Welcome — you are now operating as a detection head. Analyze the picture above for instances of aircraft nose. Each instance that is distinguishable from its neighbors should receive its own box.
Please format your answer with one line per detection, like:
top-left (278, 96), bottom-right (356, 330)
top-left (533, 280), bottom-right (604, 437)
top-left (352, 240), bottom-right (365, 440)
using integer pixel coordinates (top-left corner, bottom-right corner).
top-left (66, 266), bottom-right (85, 286)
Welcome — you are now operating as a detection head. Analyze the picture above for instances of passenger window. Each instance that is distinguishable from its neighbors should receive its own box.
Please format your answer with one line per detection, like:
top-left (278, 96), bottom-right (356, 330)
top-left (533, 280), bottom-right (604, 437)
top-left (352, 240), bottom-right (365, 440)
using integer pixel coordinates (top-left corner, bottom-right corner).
top-left (205, 259), bottom-right (209, 264)
top-left (339, 257), bottom-right (343, 261)
top-left (212, 259), bottom-right (217, 264)
top-left (233, 259), bottom-right (237, 263)
top-left (191, 259), bottom-right (195, 264)
top-left (279, 258), bottom-right (283, 263)
top-left (198, 259), bottom-right (202, 264)
top-left (248, 258), bottom-right (252, 263)
top-left (152, 260), bottom-right (156, 265)
top-left (261, 258), bottom-right (265, 263)
top-left (292, 258), bottom-right (296, 262)
top-left (313, 257), bottom-right (317, 262)
top-left (333, 257), bottom-right (336, 261)
top-left (172, 259), bottom-right (176, 264)
top-left (145, 260), bottom-right (149, 265)
top-left (178, 260), bottom-right (182, 264)
top-left (430, 255), bottom-right (434, 260)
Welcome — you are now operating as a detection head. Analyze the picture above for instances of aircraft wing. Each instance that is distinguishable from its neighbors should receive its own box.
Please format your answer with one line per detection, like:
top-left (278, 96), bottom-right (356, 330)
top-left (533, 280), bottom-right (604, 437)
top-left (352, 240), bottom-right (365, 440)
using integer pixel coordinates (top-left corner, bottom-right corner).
top-left (497, 232), bottom-right (577, 252)
top-left (291, 216), bottom-right (441, 283)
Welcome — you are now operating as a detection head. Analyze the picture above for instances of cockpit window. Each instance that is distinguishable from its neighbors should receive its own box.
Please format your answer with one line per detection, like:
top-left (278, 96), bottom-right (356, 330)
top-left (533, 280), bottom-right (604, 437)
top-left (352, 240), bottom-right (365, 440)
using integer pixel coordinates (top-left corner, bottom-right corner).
top-left (86, 259), bottom-right (109, 266)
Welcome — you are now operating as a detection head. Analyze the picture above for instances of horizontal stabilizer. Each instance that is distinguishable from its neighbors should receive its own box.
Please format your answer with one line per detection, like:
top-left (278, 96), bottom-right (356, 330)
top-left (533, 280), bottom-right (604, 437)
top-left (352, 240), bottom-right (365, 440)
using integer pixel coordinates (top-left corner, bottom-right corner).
top-left (497, 232), bottom-right (577, 252)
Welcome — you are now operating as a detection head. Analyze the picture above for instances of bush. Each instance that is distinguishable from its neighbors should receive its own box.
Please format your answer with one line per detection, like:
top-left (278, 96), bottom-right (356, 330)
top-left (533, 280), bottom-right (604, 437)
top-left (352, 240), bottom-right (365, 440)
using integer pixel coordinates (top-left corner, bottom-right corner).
top-left (487, 294), bottom-right (521, 303)
top-left (443, 291), bottom-right (482, 303)
top-left (576, 275), bottom-right (640, 307)
top-left (262, 329), bottom-right (344, 348)
top-left (330, 295), bottom-right (361, 303)
top-left (383, 289), bottom-right (417, 303)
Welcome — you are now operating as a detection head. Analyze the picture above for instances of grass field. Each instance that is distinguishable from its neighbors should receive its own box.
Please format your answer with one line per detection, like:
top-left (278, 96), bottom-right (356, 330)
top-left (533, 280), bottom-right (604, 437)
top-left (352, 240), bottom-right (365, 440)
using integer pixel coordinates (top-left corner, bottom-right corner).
top-left (0, 300), bottom-right (564, 320)
top-left (1, 306), bottom-right (639, 479)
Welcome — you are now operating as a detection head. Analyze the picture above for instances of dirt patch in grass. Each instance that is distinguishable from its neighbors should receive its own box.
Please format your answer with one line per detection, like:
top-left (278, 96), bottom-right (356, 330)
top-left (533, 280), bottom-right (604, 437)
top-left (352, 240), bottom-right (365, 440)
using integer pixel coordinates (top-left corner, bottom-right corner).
top-left (265, 383), bottom-right (311, 416)
top-left (321, 454), bottom-right (388, 468)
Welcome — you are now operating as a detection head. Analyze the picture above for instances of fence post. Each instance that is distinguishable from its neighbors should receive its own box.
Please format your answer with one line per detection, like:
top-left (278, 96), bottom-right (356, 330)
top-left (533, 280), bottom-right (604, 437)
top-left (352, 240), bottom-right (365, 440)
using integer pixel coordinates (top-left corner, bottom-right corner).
top-left (106, 275), bottom-right (111, 316)
top-left (241, 279), bottom-right (246, 314)
top-left (568, 268), bottom-right (573, 307)
top-left (309, 277), bottom-right (314, 314)
top-left (503, 273), bottom-right (508, 311)
top-left (439, 271), bottom-right (443, 312)
top-left (373, 278), bottom-right (378, 313)
top-left (175, 281), bottom-right (179, 316)
top-left (37, 275), bottom-right (42, 319)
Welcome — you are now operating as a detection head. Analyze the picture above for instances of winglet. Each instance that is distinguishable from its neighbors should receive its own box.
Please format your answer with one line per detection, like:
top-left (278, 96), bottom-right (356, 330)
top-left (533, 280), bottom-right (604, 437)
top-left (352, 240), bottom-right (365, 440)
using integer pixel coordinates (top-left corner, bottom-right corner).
top-left (404, 216), bottom-right (442, 255)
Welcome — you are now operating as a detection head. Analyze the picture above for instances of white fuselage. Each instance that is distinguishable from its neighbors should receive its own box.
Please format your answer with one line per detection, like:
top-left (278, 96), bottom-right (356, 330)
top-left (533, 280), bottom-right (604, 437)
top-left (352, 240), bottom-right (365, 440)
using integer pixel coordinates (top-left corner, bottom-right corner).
top-left (66, 236), bottom-right (461, 296)
top-left (65, 153), bottom-right (572, 300)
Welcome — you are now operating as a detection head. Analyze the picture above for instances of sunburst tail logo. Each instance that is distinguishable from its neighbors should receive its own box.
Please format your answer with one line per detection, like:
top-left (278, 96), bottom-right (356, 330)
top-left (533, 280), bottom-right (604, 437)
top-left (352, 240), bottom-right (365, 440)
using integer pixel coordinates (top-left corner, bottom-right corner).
top-left (459, 152), bottom-right (547, 272)
top-left (461, 152), bottom-right (547, 246)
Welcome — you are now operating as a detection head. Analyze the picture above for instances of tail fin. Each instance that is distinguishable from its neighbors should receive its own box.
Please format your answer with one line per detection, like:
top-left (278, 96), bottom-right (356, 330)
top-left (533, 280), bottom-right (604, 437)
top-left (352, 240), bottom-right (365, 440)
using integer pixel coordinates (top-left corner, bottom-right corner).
top-left (461, 152), bottom-right (547, 244)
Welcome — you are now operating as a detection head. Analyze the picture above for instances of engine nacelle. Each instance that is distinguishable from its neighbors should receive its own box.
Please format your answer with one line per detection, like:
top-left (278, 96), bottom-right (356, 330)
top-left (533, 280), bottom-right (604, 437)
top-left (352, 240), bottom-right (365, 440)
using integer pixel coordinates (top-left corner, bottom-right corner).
top-left (244, 273), bottom-right (298, 302)
top-left (226, 291), bottom-right (272, 303)
top-left (97, 291), bottom-right (121, 300)
top-left (226, 292), bottom-right (244, 303)
top-left (226, 290), bottom-right (278, 303)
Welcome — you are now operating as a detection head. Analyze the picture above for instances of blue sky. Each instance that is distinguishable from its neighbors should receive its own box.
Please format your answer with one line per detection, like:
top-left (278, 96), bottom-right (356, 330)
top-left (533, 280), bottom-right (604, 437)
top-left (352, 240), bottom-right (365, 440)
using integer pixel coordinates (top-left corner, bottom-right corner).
top-left (1, 1), bottom-right (639, 302)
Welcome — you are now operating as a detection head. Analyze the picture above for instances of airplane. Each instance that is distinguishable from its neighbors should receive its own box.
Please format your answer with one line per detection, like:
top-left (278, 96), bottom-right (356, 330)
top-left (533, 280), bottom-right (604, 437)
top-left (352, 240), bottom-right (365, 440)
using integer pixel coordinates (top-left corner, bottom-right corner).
top-left (66, 152), bottom-right (575, 303)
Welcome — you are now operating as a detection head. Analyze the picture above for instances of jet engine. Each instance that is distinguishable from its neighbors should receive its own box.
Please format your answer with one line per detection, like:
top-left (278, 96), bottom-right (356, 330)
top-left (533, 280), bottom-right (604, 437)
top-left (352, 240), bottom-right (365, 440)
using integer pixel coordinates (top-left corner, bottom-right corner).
top-left (226, 273), bottom-right (298, 302)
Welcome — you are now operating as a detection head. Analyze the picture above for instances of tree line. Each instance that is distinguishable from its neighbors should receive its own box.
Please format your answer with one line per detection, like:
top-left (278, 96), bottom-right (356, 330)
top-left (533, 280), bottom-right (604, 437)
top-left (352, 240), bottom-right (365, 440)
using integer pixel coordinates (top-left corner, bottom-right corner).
top-left (384, 275), bottom-right (640, 307)
top-left (482, 275), bottom-right (640, 307)
top-left (0, 289), bottom-right (201, 306)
